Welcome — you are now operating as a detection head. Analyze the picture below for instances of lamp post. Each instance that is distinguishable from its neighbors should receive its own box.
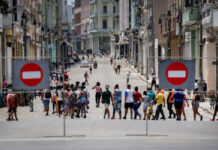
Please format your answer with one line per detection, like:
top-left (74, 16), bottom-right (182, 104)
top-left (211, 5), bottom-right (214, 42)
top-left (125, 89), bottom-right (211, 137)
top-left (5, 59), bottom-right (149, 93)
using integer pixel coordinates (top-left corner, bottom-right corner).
top-left (21, 12), bottom-right (37, 60)
top-left (167, 10), bottom-right (171, 59)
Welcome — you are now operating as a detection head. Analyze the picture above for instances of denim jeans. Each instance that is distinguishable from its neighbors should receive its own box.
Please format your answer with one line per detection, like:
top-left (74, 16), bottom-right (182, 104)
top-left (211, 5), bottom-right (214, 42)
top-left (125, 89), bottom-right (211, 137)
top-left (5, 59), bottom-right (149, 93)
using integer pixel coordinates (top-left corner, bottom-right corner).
top-left (29, 98), bottom-right (34, 111)
top-left (78, 103), bottom-right (86, 117)
top-left (155, 104), bottom-right (165, 120)
top-left (95, 92), bottom-right (101, 105)
top-left (134, 102), bottom-right (141, 119)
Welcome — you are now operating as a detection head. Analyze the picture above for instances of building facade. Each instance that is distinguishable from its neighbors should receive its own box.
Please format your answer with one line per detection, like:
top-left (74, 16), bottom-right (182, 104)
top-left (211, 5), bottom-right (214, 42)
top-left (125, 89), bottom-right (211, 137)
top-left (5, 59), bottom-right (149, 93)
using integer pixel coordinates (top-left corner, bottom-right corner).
top-left (90, 0), bottom-right (119, 55)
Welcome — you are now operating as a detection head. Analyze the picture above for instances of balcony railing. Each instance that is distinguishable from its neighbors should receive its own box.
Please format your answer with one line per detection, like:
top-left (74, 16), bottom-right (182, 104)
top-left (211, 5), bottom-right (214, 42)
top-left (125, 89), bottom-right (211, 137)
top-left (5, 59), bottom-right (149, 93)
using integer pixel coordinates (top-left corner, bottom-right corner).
top-left (102, 13), bottom-right (108, 17)
top-left (90, 13), bottom-right (98, 18)
top-left (144, 0), bottom-right (152, 9)
top-left (102, 0), bottom-right (109, 3)
top-left (90, 0), bottom-right (97, 4)
top-left (182, 7), bottom-right (200, 26)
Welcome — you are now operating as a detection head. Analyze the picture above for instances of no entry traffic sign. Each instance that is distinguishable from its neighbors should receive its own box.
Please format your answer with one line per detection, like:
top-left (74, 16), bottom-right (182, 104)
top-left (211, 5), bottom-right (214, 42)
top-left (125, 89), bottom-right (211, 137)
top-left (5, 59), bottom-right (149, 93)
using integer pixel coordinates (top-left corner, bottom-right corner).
top-left (12, 61), bottom-right (50, 90)
top-left (159, 60), bottom-right (195, 90)
top-left (20, 63), bottom-right (43, 87)
top-left (165, 62), bottom-right (188, 86)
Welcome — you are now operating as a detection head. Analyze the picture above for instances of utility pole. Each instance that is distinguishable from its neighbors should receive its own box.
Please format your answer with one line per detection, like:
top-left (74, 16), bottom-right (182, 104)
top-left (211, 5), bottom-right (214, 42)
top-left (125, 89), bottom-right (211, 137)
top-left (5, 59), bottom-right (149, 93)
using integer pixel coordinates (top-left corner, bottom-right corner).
top-left (152, 0), bottom-right (155, 74)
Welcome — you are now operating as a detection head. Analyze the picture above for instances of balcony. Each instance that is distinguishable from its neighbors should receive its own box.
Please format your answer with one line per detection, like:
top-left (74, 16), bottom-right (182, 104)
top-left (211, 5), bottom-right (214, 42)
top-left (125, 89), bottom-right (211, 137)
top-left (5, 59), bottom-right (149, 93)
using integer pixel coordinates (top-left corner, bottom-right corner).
top-left (102, 0), bottom-right (109, 3)
top-left (35, 0), bottom-right (42, 5)
top-left (202, 5), bottom-right (218, 31)
top-left (90, 0), bottom-right (97, 5)
top-left (144, 0), bottom-right (152, 9)
top-left (182, 7), bottom-right (200, 26)
top-left (90, 13), bottom-right (98, 18)
top-left (102, 13), bottom-right (108, 17)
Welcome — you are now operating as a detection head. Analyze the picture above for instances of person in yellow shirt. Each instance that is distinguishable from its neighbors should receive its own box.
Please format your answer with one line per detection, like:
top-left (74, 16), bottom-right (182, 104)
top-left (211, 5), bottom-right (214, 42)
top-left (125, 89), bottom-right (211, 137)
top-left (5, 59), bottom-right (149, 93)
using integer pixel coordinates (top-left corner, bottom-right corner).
top-left (155, 89), bottom-right (166, 120)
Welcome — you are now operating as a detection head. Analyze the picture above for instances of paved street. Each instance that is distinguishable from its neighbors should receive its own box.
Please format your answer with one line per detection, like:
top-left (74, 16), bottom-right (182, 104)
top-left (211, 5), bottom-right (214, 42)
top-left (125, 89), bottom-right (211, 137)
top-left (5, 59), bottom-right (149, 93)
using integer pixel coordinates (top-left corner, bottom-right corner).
top-left (0, 57), bottom-right (218, 150)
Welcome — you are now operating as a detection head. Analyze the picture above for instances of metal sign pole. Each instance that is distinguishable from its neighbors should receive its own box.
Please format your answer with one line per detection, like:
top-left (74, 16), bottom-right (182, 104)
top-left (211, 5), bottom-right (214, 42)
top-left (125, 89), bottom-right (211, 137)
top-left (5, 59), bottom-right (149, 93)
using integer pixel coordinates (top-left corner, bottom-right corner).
top-left (63, 113), bottom-right (66, 137)
top-left (146, 115), bottom-right (148, 136)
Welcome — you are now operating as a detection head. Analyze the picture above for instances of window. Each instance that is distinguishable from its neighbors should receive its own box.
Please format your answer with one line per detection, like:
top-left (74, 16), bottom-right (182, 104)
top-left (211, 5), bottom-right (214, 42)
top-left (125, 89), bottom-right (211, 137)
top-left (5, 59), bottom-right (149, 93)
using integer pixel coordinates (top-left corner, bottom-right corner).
top-left (103, 20), bottom-right (107, 29)
top-left (207, 9), bottom-right (210, 17)
top-left (103, 6), bottom-right (107, 14)
top-left (113, 6), bottom-right (116, 14)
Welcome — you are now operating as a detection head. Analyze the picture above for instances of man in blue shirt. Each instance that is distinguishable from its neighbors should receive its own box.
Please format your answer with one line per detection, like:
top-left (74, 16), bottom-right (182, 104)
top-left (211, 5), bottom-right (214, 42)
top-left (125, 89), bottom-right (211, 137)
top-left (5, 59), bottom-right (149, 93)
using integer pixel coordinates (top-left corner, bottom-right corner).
top-left (112, 84), bottom-right (122, 119)
top-left (174, 89), bottom-right (184, 121)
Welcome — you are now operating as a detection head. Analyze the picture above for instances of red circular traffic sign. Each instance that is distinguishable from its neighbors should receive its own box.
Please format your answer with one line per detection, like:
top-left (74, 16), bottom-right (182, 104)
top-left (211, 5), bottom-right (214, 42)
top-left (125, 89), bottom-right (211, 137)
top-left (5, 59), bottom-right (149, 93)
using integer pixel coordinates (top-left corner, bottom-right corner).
top-left (165, 62), bottom-right (188, 85)
top-left (20, 63), bottom-right (43, 87)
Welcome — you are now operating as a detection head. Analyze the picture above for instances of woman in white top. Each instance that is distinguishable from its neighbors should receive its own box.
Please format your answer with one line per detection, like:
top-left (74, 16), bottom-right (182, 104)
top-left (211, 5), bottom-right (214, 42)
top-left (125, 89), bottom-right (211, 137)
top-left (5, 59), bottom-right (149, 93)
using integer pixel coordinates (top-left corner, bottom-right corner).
top-left (143, 91), bottom-right (150, 120)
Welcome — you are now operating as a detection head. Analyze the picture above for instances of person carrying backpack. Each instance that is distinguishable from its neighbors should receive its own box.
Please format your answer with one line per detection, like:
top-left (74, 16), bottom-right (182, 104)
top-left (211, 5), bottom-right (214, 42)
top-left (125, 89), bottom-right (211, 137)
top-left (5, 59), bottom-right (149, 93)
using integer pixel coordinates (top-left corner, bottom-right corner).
top-left (69, 88), bottom-right (77, 118)
top-left (77, 86), bottom-right (87, 118)
top-left (42, 89), bottom-right (51, 116)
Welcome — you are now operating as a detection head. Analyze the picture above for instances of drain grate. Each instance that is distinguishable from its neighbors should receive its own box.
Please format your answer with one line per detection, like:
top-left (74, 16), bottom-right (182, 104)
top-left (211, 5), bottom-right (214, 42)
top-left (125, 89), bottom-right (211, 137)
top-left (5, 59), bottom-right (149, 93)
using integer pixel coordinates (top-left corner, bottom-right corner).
top-left (44, 135), bottom-right (86, 138)
top-left (126, 134), bottom-right (168, 137)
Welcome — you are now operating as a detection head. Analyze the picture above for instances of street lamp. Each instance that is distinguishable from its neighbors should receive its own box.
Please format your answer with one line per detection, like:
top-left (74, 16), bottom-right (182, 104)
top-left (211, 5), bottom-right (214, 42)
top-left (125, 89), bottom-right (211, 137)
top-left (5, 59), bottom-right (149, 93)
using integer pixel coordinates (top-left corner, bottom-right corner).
top-left (21, 12), bottom-right (37, 60)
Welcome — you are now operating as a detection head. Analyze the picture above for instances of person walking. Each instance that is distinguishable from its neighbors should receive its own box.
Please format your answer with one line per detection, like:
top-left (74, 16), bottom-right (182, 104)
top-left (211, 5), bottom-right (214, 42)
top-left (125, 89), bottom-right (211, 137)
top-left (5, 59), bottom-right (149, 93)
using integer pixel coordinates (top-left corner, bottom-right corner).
top-left (211, 93), bottom-right (218, 121)
top-left (69, 87), bottom-right (77, 118)
top-left (182, 94), bottom-right (189, 121)
top-left (166, 89), bottom-right (176, 119)
top-left (63, 88), bottom-right (71, 116)
top-left (142, 91), bottom-right (150, 120)
top-left (148, 88), bottom-right (156, 120)
top-left (173, 89), bottom-right (184, 121)
top-left (51, 89), bottom-right (57, 114)
top-left (110, 57), bottom-right (113, 65)
top-left (192, 92), bottom-right (203, 121)
top-left (92, 82), bottom-right (102, 107)
top-left (77, 86), bottom-right (87, 118)
top-left (84, 71), bottom-right (89, 85)
top-left (57, 86), bottom-right (64, 117)
top-left (155, 89), bottom-right (166, 120)
top-left (89, 65), bottom-right (93, 74)
top-left (50, 77), bottom-right (57, 90)
top-left (28, 92), bottom-right (35, 112)
top-left (126, 71), bottom-right (130, 84)
top-left (112, 84), bottom-right (122, 119)
top-left (123, 84), bottom-right (134, 120)
top-left (117, 64), bottom-right (121, 74)
top-left (133, 86), bottom-right (142, 120)
top-left (42, 89), bottom-right (51, 116)
top-left (151, 73), bottom-right (156, 90)
top-left (101, 85), bottom-right (113, 119)
top-left (11, 92), bottom-right (18, 121)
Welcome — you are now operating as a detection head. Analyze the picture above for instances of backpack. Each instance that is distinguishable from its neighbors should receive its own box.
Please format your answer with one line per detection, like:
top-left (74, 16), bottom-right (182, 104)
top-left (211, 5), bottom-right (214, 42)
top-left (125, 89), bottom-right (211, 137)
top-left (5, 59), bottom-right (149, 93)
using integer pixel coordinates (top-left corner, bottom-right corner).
top-left (45, 91), bottom-right (51, 99)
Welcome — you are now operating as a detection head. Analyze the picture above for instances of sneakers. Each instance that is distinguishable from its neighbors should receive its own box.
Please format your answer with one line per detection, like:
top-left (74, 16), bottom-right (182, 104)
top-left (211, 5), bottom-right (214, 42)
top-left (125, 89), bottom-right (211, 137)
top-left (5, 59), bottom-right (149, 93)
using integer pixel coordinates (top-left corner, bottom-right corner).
top-left (123, 116), bottom-right (126, 120)
top-left (210, 119), bottom-right (214, 121)
top-left (173, 113), bottom-right (176, 119)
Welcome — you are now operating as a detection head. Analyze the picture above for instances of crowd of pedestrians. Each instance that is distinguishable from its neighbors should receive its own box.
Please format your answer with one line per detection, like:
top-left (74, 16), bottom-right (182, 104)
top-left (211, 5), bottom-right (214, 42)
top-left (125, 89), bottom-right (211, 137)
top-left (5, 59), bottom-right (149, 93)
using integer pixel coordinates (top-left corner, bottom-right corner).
top-left (2, 56), bottom-right (218, 122)
top-left (94, 82), bottom-right (211, 121)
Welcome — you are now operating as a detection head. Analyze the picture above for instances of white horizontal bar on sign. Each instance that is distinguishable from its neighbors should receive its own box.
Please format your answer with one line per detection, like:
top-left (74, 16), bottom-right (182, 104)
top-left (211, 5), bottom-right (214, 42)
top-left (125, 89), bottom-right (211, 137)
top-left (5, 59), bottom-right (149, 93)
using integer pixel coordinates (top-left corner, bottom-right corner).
top-left (22, 71), bottom-right (41, 79)
top-left (168, 71), bottom-right (186, 78)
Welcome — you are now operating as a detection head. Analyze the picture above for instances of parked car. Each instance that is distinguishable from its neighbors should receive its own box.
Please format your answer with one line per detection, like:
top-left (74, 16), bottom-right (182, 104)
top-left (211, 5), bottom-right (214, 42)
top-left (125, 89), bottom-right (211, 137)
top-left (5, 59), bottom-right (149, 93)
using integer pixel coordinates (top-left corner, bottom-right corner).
top-left (80, 59), bottom-right (89, 68)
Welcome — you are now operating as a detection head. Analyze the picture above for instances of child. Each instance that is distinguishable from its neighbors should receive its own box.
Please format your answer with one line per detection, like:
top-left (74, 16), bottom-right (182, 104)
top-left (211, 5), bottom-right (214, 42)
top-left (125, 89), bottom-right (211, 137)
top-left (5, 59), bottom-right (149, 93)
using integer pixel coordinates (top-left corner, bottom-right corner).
top-left (142, 91), bottom-right (150, 120)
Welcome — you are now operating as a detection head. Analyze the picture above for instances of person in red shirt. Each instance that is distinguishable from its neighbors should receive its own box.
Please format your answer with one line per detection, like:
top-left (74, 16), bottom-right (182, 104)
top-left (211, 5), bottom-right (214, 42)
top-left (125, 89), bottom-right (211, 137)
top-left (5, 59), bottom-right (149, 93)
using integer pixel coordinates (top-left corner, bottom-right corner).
top-left (133, 86), bottom-right (143, 120)
top-left (110, 57), bottom-right (113, 65)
